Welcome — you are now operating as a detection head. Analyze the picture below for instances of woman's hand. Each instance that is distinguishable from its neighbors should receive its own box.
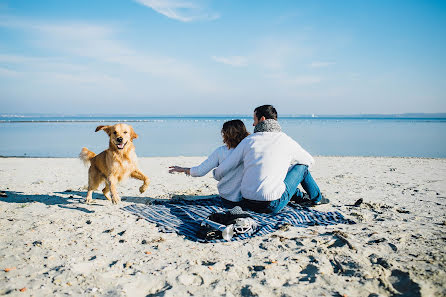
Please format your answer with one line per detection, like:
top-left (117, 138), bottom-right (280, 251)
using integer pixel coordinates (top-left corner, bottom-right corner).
top-left (169, 166), bottom-right (191, 175)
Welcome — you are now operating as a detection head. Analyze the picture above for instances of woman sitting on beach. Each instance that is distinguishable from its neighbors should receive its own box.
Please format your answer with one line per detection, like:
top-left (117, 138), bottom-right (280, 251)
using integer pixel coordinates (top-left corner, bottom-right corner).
top-left (169, 119), bottom-right (249, 204)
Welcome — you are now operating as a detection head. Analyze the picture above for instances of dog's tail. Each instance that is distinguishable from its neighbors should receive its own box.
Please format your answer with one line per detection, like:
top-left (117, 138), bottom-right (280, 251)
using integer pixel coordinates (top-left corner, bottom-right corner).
top-left (79, 147), bottom-right (96, 166)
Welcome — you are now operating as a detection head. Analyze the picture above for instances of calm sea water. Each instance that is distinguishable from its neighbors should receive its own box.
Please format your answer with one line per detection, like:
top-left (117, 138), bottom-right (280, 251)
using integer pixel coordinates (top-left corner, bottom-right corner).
top-left (0, 116), bottom-right (445, 158)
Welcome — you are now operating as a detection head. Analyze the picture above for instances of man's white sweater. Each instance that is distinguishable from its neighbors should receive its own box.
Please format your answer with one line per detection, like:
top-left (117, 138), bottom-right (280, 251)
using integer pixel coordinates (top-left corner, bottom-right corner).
top-left (190, 145), bottom-right (243, 202)
top-left (213, 132), bottom-right (314, 201)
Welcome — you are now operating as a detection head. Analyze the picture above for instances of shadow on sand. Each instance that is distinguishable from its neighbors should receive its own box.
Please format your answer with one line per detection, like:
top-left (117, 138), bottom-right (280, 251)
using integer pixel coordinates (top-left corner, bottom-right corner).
top-left (0, 190), bottom-right (217, 214)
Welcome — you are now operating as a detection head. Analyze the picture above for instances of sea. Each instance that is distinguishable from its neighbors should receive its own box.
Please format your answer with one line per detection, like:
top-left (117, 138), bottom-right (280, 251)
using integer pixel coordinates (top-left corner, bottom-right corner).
top-left (0, 115), bottom-right (445, 158)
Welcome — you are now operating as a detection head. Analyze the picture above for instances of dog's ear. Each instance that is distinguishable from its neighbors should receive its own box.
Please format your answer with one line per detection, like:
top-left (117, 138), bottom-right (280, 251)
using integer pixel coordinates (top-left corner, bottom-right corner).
top-left (130, 127), bottom-right (138, 140)
top-left (95, 125), bottom-right (111, 135)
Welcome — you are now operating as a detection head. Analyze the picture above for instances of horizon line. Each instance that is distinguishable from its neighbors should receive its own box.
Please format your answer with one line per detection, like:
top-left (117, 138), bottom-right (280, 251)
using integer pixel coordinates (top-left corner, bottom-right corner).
top-left (1, 112), bottom-right (446, 119)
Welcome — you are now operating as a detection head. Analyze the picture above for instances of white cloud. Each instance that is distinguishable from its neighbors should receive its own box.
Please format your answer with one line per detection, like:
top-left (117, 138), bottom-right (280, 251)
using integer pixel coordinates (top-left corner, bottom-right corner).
top-left (310, 61), bottom-right (335, 68)
top-left (211, 55), bottom-right (248, 67)
top-left (0, 17), bottom-right (218, 93)
top-left (134, 0), bottom-right (219, 22)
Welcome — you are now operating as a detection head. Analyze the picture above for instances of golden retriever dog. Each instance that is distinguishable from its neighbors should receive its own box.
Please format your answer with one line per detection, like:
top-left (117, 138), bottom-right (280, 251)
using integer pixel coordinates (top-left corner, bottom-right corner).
top-left (79, 123), bottom-right (150, 204)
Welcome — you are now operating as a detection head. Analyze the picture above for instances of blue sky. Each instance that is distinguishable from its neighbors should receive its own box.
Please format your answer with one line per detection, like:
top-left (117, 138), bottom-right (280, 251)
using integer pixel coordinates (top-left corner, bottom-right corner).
top-left (0, 0), bottom-right (445, 115)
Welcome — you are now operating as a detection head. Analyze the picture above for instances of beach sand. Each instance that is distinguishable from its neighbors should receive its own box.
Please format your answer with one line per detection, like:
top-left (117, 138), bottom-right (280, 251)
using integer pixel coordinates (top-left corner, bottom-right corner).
top-left (0, 156), bottom-right (445, 296)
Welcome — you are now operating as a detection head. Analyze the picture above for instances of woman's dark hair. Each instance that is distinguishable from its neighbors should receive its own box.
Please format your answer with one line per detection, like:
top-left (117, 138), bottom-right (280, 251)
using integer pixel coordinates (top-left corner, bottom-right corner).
top-left (254, 105), bottom-right (277, 120)
top-left (221, 120), bottom-right (249, 149)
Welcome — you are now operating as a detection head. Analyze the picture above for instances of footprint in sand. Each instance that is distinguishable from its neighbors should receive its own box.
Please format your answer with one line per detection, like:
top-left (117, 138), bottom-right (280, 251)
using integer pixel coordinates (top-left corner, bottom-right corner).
top-left (177, 273), bottom-right (204, 286)
top-left (299, 264), bottom-right (318, 283)
top-left (388, 269), bottom-right (421, 297)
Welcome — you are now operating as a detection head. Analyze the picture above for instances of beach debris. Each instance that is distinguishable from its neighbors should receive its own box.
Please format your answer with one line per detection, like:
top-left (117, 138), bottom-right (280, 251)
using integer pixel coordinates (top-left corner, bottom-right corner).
top-left (0, 191), bottom-right (7, 197)
top-left (249, 265), bottom-right (266, 272)
top-left (32, 240), bottom-right (42, 247)
top-left (64, 189), bottom-right (73, 193)
top-left (117, 230), bottom-right (126, 236)
top-left (118, 239), bottom-right (126, 243)
top-left (145, 251), bottom-right (151, 255)
top-left (19, 288), bottom-right (27, 292)
top-left (201, 260), bottom-right (217, 267)
top-left (86, 220), bottom-right (92, 224)
top-left (353, 198), bottom-right (363, 207)
top-left (109, 260), bottom-right (118, 267)
top-left (150, 237), bottom-right (165, 243)
top-left (396, 209), bottom-right (410, 214)
top-left (332, 230), bottom-right (356, 250)
top-left (368, 238), bottom-right (387, 244)
top-left (87, 287), bottom-right (98, 293)
top-left (123, 262), bottom-right (133, 268)
top-left (4, 267), bottom-right (16, 272)
top-left (103, 228), bottom-right (114, 233)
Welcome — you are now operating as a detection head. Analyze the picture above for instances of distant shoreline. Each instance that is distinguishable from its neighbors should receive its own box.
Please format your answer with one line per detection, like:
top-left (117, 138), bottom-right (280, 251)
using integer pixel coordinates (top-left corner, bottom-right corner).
top-left (1, 112), bottom-right (446, 120)
top-left (1, 116), bottom-right (445, 123)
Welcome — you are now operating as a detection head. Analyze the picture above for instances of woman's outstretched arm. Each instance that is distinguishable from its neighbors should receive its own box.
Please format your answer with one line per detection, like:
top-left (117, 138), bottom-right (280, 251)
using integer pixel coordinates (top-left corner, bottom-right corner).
top-left (169, 146), bottom-right (223, 177)
top-left (168, 166), bottom-right (191, 175)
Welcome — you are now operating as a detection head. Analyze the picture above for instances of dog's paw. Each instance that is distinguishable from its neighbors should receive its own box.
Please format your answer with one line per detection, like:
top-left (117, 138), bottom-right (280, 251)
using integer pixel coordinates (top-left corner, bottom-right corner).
top-left (86, 198), bottom-right (93, 204)
top-left (111, 196), bottom-right (121, 205)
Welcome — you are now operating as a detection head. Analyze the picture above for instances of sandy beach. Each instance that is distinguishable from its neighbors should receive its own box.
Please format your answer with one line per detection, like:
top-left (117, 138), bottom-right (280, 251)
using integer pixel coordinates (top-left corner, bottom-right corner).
top-left (0, 156), bottom-right (445, 297)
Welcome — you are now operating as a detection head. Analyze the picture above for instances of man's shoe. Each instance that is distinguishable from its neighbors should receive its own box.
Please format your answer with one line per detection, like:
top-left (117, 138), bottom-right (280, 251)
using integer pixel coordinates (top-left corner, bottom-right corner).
top-left (290, 192), bottom-right (309, 204)
top-left (312, 195), bottom-right (330, 206)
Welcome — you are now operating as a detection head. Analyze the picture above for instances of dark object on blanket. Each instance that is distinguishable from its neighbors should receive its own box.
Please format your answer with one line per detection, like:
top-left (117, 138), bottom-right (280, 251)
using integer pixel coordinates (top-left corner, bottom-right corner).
top-left (196, 224), bottom-right (222, 241)
top-left (197, 206), bottom-right (253, 241)
top-left (354, 198), bottom-right (363, 207)
top-left (208, 206), bottom-right (252, 225)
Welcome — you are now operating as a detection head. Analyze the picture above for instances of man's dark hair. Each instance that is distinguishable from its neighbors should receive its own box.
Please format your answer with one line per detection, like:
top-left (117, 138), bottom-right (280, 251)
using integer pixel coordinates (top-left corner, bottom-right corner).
top-left (254, 105), bottom-right (278, 120)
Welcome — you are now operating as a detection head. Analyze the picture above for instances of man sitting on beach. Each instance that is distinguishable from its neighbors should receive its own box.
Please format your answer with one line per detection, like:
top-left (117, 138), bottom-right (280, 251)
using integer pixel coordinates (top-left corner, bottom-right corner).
top-left (213, 104), bottom-right (329, 214)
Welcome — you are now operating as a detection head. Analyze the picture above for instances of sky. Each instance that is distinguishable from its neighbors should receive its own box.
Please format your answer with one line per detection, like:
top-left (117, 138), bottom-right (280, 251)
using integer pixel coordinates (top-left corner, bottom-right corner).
top-left (0, 0), bottom-right (445, 115)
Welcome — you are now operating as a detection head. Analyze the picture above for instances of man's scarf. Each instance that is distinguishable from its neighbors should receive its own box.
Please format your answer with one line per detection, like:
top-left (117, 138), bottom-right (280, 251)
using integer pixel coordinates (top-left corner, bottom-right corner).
top-left (253, 119), bottom-right (282, 133)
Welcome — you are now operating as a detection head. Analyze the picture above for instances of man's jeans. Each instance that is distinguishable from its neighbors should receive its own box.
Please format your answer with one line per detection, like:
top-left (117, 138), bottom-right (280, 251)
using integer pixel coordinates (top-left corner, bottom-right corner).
top-left (242, 164), bottom-right (322, 214)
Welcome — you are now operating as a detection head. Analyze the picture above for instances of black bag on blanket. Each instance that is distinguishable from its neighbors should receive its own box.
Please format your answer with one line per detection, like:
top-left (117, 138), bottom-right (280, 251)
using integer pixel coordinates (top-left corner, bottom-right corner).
top-left (197, 206), bottom-right (255, 241)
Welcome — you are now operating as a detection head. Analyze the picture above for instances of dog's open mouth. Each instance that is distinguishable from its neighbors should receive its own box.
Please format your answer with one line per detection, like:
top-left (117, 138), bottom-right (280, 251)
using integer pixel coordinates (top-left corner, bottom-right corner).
top-left (116, 142), bottom-right (127, 150)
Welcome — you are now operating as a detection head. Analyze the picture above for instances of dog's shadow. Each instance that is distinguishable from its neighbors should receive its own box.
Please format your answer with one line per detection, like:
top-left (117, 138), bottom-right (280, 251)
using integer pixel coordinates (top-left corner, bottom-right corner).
top-left (0, 190), bottom-right (216, 214)
top-left (0, 190), bottom-right (97, 213)
top-left (58, 190), bottom-right (202, 205)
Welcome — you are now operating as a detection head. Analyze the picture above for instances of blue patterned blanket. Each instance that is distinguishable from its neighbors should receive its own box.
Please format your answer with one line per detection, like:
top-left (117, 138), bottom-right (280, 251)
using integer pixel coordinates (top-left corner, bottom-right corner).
top-left (122, 196), bottom-right (355, 243)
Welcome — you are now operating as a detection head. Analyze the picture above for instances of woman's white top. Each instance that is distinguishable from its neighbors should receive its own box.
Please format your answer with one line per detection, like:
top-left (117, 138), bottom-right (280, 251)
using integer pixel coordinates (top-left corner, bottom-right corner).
top-left (189, 145), bottom-right (243, 202)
